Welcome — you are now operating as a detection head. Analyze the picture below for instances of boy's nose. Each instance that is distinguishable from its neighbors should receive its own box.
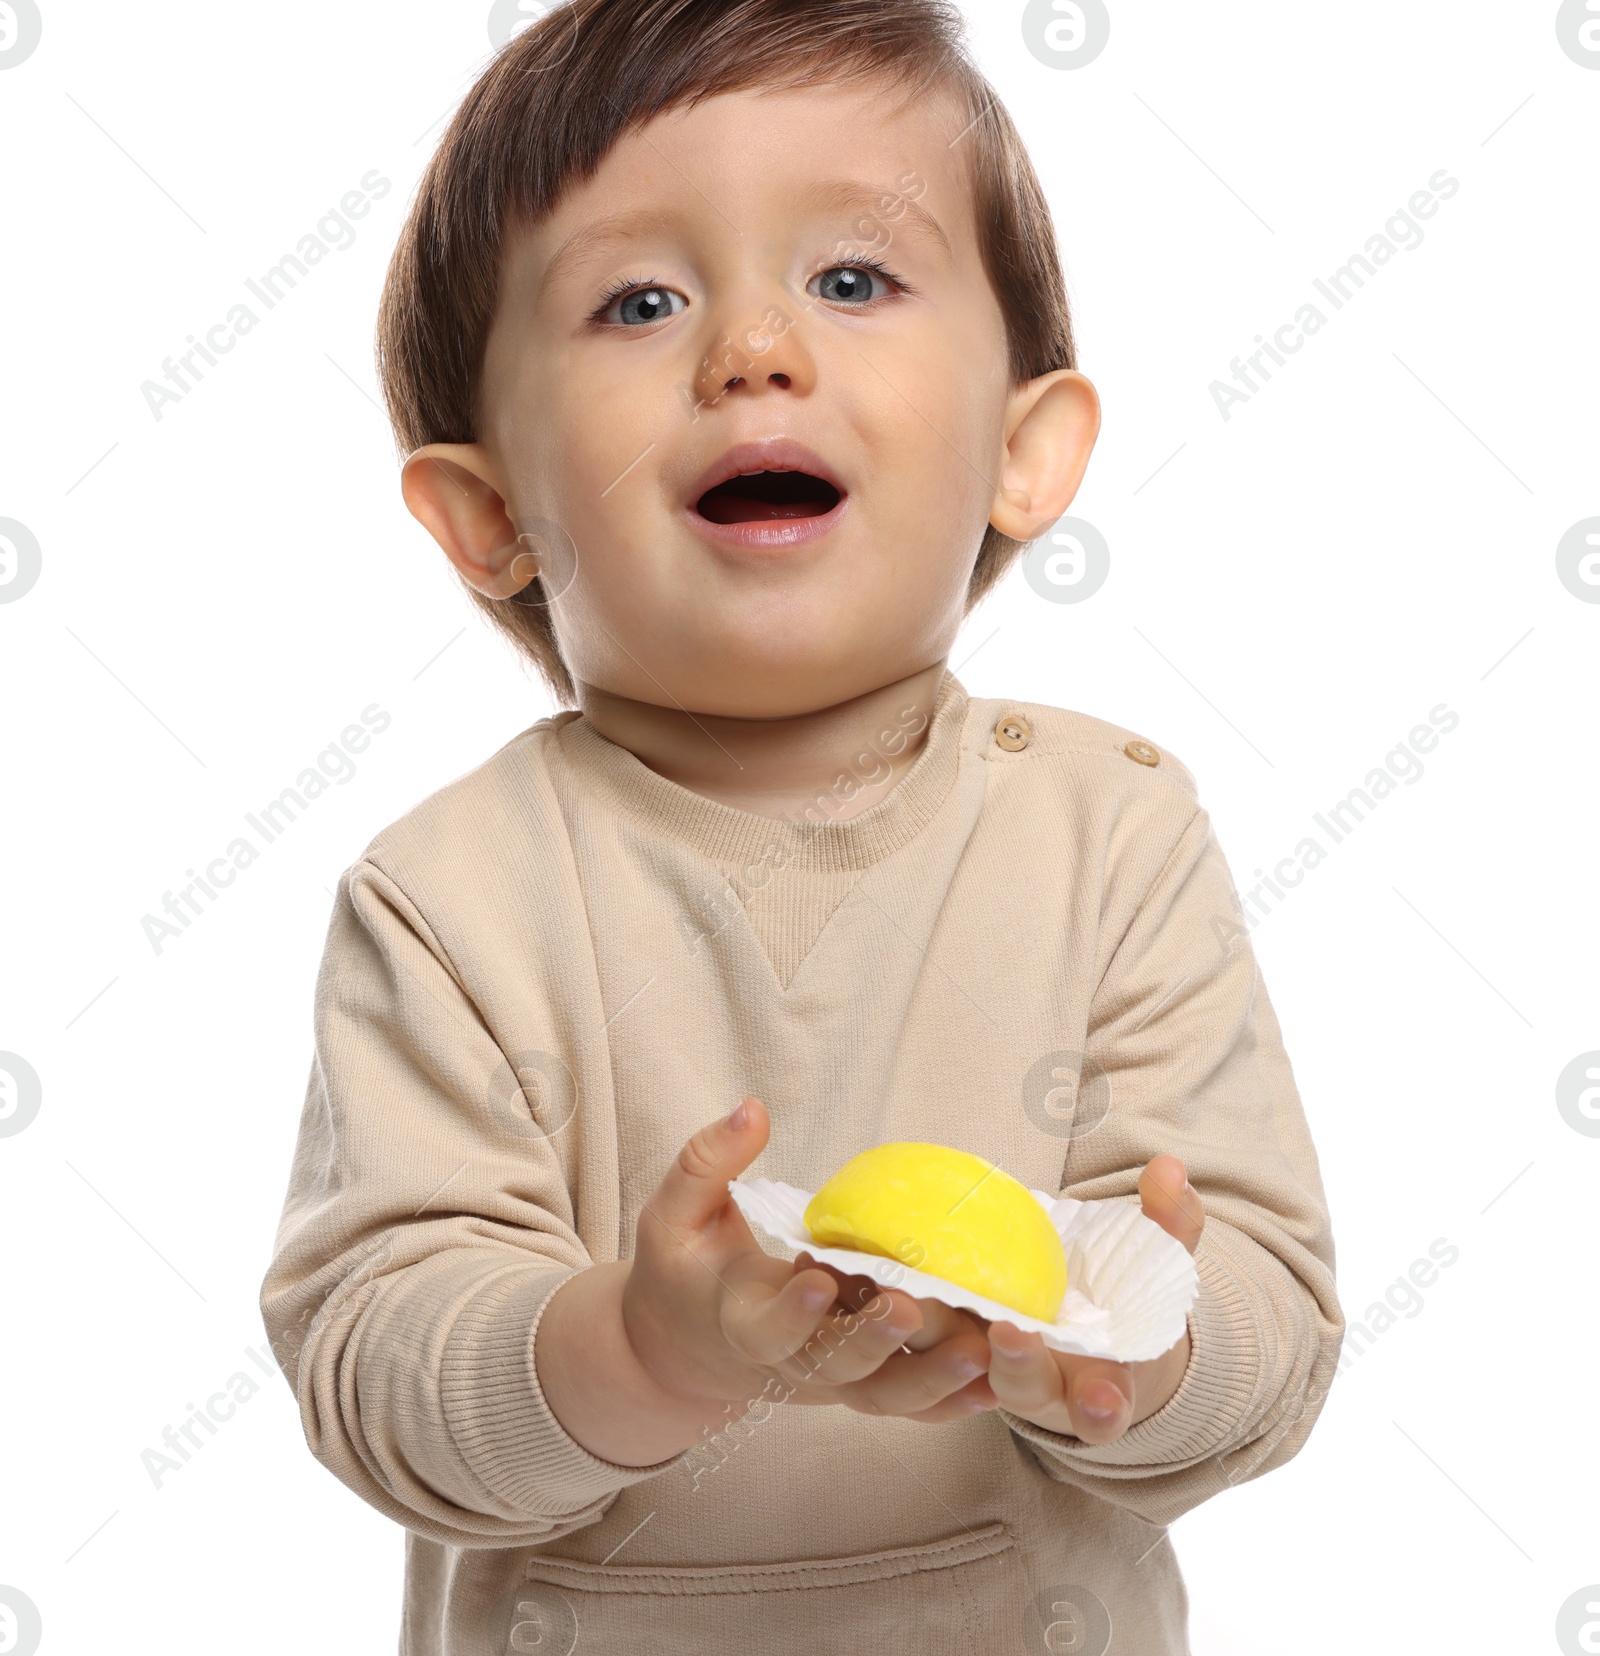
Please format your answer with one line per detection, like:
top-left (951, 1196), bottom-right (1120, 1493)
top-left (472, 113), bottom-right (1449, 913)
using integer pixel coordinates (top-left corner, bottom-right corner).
top-left (721, 372), bottom-right (792, 398)
top-left (689, 295), bottom-right (817, 406)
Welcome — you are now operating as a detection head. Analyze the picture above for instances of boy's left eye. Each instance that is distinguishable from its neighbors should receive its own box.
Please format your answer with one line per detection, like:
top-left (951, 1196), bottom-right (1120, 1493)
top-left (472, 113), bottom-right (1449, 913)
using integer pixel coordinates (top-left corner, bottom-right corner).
top-left (809, 262), bottom-right (898, 305)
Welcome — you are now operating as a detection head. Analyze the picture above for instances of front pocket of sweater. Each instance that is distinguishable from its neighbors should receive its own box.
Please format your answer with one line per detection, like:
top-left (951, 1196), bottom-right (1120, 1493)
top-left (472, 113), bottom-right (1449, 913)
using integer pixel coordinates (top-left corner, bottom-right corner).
top-left (499, 1521), bottom-right (1024, 1656)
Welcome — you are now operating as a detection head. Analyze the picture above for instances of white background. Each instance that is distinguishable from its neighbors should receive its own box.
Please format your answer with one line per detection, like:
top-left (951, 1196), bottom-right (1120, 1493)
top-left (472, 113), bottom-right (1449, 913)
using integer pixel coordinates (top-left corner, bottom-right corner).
top-left (2, 2), bottom-right (1596, 1651)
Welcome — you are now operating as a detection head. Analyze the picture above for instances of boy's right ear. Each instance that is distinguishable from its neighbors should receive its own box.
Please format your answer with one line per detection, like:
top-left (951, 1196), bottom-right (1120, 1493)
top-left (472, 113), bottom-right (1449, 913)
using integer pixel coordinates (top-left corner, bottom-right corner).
top-left (399, 443), bottom-right (533, 600)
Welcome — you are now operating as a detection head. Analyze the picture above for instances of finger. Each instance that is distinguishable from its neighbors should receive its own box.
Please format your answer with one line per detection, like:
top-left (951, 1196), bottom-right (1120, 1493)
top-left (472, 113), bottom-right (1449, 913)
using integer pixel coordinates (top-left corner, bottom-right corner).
top-left (725, 1264), bottom-right (847, 1367)
top-left (1062, 1358), bottom-right (1137, 1443)
top-left (844, 1287), bottom-right (982, 1356)
top-left (985, 1321), bottom-right (1067, 1421)
top-left (794, 1255), bottom-right (874, 1309)
top-left (793, 1259), bottom-right (983, 1356)
top-left (900, 1373), bottom-right (1000, 1424)
top-left (771, 1290), bottom-right (923, 1389)
top-left (897, 1299), bottom-right (988, 1354)
top-left (835, 1328), bottom-right (993, 1419)
top-left (647, 1096), bottom-right (770, 1240)
top-left (989, 1322), bottom-right (1138, 1443)
top-left (785, 1263), bottom-right (930, 1361)
top-left (1138, 1155), bottom-right (1204, 1255)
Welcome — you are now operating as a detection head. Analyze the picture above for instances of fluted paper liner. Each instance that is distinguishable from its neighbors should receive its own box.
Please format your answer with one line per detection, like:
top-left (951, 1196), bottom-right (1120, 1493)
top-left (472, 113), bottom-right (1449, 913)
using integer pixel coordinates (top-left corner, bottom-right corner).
top-left (727, 1177), bottom-right (1198, 1363)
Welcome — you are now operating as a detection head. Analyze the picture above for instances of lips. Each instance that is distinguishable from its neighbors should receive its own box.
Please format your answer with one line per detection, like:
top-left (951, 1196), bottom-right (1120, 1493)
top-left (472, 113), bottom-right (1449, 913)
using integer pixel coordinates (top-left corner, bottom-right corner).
top-left (697, 471), bottom-right (841, 524)
top-left (686, 439), bottom-right (847, 527)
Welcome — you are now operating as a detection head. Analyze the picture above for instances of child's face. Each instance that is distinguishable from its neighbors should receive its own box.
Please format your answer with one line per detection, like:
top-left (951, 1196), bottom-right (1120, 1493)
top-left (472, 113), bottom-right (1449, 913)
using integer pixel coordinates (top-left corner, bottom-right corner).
top-left (409, 77), bottom-right (1097, 716)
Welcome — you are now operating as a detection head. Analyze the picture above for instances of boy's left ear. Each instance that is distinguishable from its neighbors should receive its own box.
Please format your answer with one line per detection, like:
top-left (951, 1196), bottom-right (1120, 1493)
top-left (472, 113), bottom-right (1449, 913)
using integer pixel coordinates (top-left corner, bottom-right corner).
top-left (989, 369), bottom-right (1101, 543)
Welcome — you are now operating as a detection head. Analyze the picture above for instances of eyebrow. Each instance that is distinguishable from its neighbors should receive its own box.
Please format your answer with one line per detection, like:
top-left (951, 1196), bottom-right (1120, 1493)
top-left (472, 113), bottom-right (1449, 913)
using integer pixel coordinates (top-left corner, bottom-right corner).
top-left (792, 177), bottom-right (953, 262)
top-left (537, 176), bottom-right (953, 296)
top-left (538, 206), bottom-right (685, 296)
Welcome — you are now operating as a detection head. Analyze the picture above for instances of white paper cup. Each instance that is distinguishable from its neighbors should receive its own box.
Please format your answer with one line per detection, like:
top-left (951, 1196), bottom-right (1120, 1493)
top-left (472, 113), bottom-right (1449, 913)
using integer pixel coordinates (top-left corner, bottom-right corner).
top-left (727, 1177), bottom-right (1198, 1363)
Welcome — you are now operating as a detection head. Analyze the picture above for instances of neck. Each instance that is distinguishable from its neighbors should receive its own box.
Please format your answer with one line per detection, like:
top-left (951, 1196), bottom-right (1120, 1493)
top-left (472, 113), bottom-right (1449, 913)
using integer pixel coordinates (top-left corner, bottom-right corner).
top-left (573, 662), bottom-right (948, 822)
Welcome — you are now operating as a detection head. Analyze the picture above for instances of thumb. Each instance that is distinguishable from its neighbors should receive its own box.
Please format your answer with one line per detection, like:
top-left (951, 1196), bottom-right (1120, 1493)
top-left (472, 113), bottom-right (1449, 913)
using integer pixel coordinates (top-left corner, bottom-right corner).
top-left (1138, 1154), bottom-right (1204, 1255)
top-left (651, 1095), bottom-right (771, 1237)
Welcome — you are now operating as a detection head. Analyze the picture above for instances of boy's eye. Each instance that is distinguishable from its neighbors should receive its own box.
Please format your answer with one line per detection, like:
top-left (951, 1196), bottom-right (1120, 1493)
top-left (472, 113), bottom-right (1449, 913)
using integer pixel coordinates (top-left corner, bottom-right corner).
top-left (811, 264), bottom-right (894, 305)
top-left (592, 258), bottom-right (904, 328)
top-left (600, 285), bottom-right (688, 327)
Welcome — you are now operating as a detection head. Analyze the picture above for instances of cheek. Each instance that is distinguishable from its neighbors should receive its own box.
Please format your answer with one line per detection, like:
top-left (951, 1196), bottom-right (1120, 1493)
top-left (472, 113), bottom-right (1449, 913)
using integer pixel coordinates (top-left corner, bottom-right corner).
top-left (876, 376), bottom-right (1002, 546)
top-left (499, 352), bottom-right (669, 525)
top-left (881, 318), bottom-right (1006, 491)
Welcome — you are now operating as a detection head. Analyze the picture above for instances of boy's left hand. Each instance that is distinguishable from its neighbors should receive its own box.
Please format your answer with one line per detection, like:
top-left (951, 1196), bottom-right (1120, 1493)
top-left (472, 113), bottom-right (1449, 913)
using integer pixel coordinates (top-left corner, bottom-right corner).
top-left (982, 1155), bottom-right (1204, 1445)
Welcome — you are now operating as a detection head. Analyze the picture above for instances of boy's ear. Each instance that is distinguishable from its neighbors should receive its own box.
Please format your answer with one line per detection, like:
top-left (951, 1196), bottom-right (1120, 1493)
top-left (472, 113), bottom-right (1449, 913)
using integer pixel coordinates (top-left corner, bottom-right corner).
top-left (400, 442), bottom-right (532, 599)
top-left (988, 370), bottom-right (1102, 543)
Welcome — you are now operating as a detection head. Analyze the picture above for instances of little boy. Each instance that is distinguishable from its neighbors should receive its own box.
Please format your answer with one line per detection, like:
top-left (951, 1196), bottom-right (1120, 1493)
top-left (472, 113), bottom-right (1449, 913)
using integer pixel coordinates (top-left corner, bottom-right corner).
top-left (260, 2), bottom-right (1343, 1651)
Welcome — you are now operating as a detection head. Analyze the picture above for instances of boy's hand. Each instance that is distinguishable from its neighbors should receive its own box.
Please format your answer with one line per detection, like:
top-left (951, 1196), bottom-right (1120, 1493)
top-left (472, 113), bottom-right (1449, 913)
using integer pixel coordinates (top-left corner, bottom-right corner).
top-left (979, 1156), bottom-right (1203, 1444)
top-left (622, 1097), bottom-right (995, 1427)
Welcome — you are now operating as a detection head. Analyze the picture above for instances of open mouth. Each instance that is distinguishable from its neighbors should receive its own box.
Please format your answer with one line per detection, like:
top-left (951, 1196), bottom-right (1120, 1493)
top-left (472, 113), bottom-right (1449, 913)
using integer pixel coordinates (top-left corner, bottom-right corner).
top-left (694, 470), bottom-right (843, 525)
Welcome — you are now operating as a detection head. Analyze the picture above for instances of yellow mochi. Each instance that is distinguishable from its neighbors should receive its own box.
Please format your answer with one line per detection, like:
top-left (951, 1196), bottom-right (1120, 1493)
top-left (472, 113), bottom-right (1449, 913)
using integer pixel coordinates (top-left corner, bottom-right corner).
top-left (803, 1142), bottom-right (1068, 1321)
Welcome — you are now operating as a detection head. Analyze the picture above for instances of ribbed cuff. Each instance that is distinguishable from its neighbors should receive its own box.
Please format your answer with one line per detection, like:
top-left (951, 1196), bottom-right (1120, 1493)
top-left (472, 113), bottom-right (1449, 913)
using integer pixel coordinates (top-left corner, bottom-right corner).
top-left (1002, 1231), bottom-right (1265, 1471)
top-left (440, 1265), bottom-right (688, 1516)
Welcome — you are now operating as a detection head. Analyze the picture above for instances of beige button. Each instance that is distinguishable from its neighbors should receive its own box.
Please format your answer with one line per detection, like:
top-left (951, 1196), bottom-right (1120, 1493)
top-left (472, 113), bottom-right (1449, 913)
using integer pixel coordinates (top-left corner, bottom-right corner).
top-left (1124, 739), bottom-right (1161, 767)
top-left (994, 713), bottom-right (1033, 752)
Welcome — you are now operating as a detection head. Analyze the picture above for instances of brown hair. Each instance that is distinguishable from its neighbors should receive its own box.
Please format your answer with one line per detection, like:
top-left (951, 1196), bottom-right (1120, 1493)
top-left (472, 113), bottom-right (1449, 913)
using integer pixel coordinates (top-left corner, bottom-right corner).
top-left (375, 0), bottom-right (1075, 708)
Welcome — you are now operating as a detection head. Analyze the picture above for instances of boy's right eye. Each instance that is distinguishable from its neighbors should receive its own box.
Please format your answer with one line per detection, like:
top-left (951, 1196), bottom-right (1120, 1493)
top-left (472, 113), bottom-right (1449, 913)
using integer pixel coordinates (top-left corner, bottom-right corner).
top-left (594, 281), bottom-right (688, 328)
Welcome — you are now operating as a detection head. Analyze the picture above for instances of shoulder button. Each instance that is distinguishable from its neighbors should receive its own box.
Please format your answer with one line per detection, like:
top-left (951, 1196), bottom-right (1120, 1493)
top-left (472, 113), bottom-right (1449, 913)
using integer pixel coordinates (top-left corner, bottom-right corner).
top-left (1123, 739), bottom-right (1161, 767)
top-left (994, 713), bottom-right (1033, 752)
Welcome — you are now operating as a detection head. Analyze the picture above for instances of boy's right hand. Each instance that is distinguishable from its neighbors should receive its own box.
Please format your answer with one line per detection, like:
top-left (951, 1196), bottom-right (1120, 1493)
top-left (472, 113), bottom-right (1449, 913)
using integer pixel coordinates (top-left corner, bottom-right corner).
top-left (622, 1096), bottom-right (996, 1426)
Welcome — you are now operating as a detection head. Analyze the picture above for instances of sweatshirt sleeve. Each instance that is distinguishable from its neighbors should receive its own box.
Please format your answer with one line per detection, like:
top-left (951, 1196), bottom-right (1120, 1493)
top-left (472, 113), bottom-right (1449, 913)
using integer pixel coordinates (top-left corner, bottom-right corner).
top-left (999, 802), bottom-right (1344, 1529)
top-left (258, 857), bottom-right (685, 1550)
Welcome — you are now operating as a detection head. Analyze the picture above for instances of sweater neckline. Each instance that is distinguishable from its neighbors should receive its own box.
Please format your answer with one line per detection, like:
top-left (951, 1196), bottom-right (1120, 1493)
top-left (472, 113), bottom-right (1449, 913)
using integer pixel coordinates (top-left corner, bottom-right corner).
top-left (550, 668), bottom-right (970, 873)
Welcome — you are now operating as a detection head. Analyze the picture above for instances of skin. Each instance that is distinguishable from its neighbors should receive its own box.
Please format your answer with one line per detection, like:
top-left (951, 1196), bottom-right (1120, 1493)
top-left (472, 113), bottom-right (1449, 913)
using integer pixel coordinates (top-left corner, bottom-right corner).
top-left (400, 76), bottom-right (1204, 1461)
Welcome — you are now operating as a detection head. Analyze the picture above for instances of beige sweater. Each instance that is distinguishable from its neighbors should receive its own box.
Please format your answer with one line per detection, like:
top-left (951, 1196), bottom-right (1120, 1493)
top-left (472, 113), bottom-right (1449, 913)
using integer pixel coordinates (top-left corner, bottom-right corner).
top-left (259, 667), bottom-right (1342, 1655)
